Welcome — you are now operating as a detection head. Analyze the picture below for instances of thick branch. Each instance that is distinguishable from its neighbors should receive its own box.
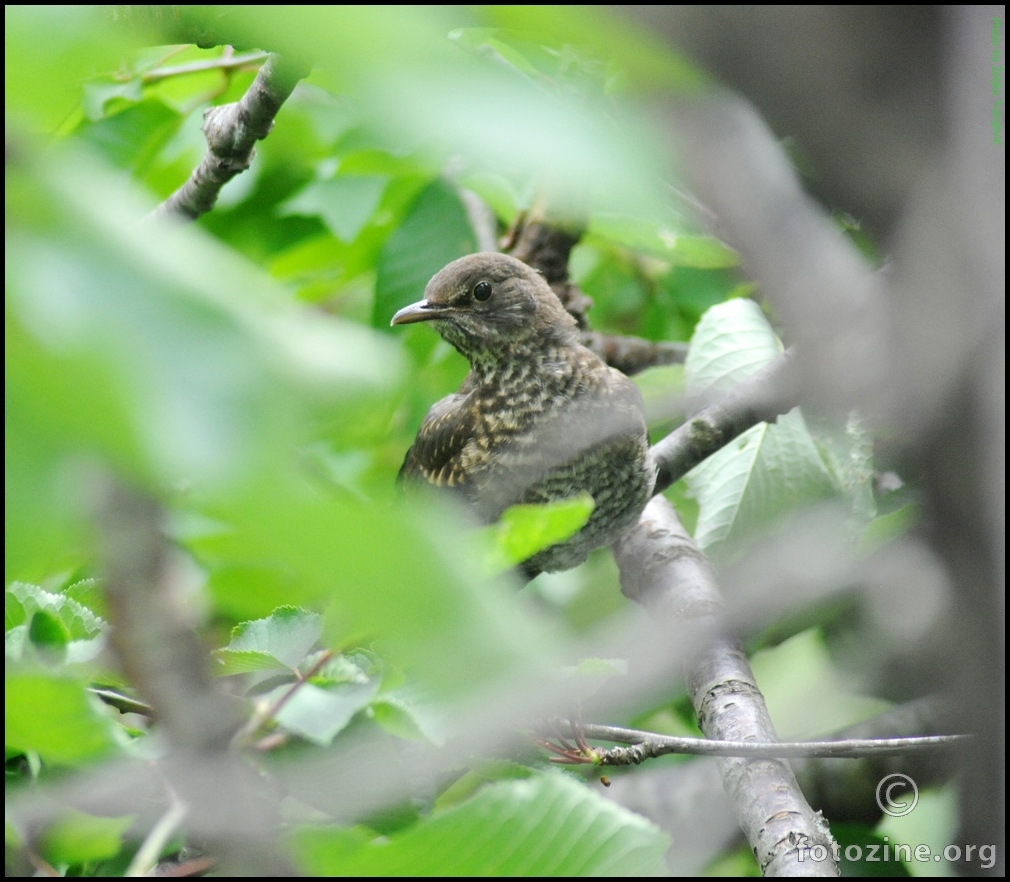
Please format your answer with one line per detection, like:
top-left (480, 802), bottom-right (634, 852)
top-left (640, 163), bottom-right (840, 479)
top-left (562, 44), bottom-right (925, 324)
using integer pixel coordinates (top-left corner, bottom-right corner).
top-left (148, 52), bottom-right (308, 224)
top-left (614, 495), bottom-right (837, 877)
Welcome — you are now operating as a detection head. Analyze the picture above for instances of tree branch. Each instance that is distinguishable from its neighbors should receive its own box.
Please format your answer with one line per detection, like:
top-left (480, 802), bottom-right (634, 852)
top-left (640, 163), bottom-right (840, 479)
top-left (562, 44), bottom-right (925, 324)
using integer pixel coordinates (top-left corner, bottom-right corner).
top-left (97, 477), bottom-right (292, 876)
top-left (546, 720), bottom-right (966, 762)
top-left (613, 495), bottom-right (838, 877)
top-left (147, 52), bottom-right (308, 224)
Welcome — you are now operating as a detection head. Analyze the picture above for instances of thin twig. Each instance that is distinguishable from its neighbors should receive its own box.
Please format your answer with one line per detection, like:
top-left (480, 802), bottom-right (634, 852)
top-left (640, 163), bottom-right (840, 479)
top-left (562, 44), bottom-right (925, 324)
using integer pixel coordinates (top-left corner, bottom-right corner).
top-left (141, 51), bottom-right (271, 84)
top-left (91, 687), bottom-right (155, 717)
top-left (540, 720), bottom-right (968, 763)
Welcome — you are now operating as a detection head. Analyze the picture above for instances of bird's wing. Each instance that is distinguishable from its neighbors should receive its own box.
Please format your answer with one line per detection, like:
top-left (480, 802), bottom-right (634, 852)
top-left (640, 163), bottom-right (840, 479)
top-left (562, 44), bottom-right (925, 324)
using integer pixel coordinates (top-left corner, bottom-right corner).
top-left (397, 392), bottom-right (477, 491)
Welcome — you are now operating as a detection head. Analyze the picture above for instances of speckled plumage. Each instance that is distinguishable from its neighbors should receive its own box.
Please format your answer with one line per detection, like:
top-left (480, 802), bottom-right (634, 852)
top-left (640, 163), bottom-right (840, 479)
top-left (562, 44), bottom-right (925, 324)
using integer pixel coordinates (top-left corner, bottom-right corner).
top-left (392, 253), bottom-right (655, 577)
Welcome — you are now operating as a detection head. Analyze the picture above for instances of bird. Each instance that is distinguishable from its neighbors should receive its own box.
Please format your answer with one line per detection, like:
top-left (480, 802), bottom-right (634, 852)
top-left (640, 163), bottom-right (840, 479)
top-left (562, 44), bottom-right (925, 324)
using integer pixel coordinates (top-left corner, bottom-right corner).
top-left (391, 252), bottom-right (656, 579)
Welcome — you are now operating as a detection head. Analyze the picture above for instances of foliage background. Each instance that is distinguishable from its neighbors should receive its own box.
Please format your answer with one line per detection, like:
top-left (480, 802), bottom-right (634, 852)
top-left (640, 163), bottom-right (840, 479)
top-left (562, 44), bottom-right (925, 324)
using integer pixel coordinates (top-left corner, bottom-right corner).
top-left (6, 6), bottom-right (1003, 877)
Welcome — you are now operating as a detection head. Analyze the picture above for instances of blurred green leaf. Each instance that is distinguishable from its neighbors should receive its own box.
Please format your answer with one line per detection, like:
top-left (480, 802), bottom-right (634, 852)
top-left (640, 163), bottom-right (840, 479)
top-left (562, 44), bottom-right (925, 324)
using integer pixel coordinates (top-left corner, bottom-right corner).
top-left (750, 630), bottom-right (888, 740)
top-left (292, 772), bottom-right (670, 875)
top-left (370, 692), bottom-right (445, 744)
top-left (588, 214), bottom-right (737, 269)
top-left (75, 99), bottom-right (183, 171)
top-left (861, 504), bottom-right (920, 549)
top-left (38, 810), bottom-right (135, 867)
top-left (5, 6), bottom-right (147, 131)
top-left (268, 680), bottom-right (379, 746)
top-left (373, 179), bottom-right (478, 328)
top-left (6, 581), bottom-right (105, 639)
top-left (274, 678), bottom-right (379, 747)
top-left (482, 494), bottom-right (595, 574)
top-left (27, 611), bottom-right (69, 664)
top-left (5, 672), bottom-right (120, 764)
top-left (280, 175), bottom-right (388, 242)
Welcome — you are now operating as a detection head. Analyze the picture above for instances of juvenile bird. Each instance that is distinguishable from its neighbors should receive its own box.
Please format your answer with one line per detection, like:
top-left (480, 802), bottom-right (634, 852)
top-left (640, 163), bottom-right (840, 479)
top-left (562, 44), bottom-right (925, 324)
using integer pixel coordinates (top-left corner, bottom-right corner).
top-left (391, 252), bottom-right (655, 579)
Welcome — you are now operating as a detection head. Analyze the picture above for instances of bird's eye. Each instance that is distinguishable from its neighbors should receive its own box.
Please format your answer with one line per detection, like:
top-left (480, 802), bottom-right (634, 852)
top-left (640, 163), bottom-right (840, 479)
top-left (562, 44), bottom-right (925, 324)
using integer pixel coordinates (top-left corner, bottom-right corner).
top-left (473, 280), bottom-right (493, 302)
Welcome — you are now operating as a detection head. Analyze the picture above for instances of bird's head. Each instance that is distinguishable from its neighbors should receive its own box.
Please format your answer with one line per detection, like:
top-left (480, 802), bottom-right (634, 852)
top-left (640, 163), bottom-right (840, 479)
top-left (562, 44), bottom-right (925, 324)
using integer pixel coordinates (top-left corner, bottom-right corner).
top-left (390, 253), bottom-right (579, 363)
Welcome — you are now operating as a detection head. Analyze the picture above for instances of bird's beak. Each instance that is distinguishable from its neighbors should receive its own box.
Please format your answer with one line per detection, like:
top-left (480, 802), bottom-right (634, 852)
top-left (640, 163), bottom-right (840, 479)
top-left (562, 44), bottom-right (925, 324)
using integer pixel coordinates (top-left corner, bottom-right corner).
top-left (390, 299), bottom-right (451, 326)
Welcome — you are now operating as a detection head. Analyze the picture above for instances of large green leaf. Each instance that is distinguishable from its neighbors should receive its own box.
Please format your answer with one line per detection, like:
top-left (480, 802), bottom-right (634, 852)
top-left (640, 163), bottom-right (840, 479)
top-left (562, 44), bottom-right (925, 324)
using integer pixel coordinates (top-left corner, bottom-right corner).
top-left (687, 408), bottom-right (838, 554)
top-left (373, 179), bottom-right (478, 328)
top-left (684, 298), bottom-right (783, 402)
top-left (280, 175), bottom-right (389, 243)
top-left (216, 605), bottom-right (323, 672)
top-left (6, 143), bottom-right (403, 579)
top-left (269, 680), bottom-right (379, 746)
top-left (37, 810), bottom-right (135, 867)
top-left (684, 300), bottom-right (837, 554)
top-left (5, 672), bottom-right (121, 765)
top-left (292, 772), bottom-right (670, 876)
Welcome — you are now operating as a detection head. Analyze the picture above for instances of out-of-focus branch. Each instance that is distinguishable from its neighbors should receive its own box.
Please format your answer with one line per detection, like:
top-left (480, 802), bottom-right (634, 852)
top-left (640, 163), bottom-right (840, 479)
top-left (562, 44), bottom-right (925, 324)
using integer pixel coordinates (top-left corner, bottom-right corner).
top-left (97, 477), bottom-right (292, 876)
top-left (148, 52), bottom-right (308, 224)
top-left (614, 495), bottom-right (837, 877)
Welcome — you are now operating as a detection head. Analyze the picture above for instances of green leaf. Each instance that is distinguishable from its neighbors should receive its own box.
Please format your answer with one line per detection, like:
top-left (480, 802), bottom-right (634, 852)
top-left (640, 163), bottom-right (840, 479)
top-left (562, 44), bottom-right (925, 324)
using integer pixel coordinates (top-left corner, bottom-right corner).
top-left (684, 298), bottom-right (783, 402)
top-left (221, 606), bottom-right (323, 671)
top-left (588, 214), bottom-right (738, 268)
top-left (6, 581), bottom-right (105, 640)
top-left (861, 504), bottom-right (920, 549)
top-left (280, 175), bottom-right (388, 242)
top-left (687, 408), bottom-right (838, 555)
top-left (27, 611), bottom-right (69, 664)
top-left (5, 672), bottom-right (120, 764)
top-left (6, 583), bottom-right (107, 666)
top-left (269, 680), bottom-right (379, 746)
top-left (482, 494), bottom-right (596, 574)
top-left (683, 300), bottom-right (837, 553)
top-left (371, 691), bottom-right (446, 745)
top-left (750, 630), bottom-right (888, 740)
top-left (80, 77), bottom-right (144, 121)
top-left (74, 99), bottom-right (183, 172)
top-left (373, 178), bottom-right (478, 329)
top-left (212, 648), bottom-right (287, 676)
top-left (292, 773), bottom-right (670, 876)
top-left (668, 235), bottom-right (740, 269)
top-left (5, 6), bottom-right (143, 131)
top-left (38, 810), bottom-right (135, 866)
